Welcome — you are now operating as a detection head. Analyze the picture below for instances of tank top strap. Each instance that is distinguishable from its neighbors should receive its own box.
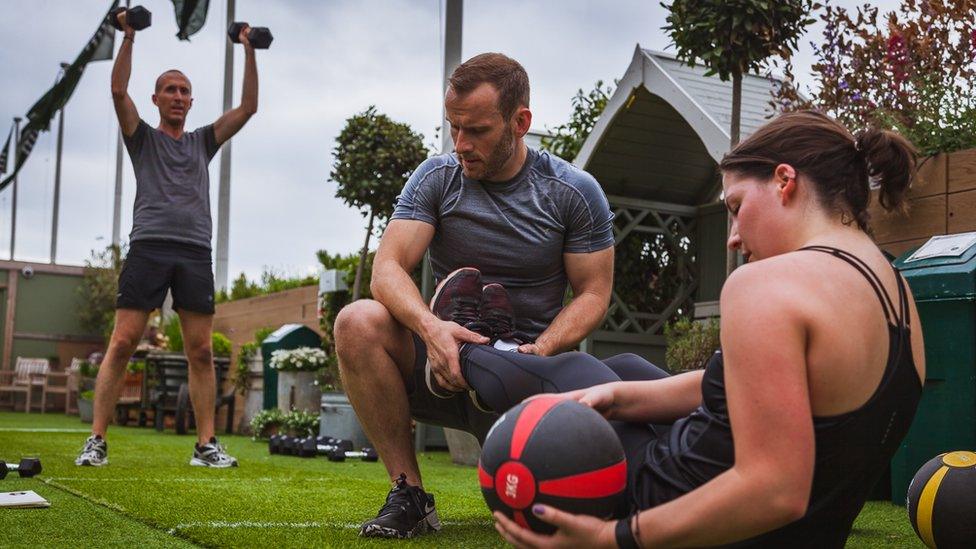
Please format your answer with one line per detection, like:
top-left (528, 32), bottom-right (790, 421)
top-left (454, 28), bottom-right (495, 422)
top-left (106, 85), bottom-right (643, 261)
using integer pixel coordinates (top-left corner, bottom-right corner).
top-left (798, 245), bottom-right (900, 326)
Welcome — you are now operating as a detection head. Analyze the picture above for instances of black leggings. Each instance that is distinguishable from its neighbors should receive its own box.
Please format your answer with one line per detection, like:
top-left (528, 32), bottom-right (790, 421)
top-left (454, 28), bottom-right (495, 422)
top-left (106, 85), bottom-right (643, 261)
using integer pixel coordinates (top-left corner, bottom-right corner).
top-left (459, 345), bottom-right (671, 413)
top-left (460, 345), bottom-right (670, 514)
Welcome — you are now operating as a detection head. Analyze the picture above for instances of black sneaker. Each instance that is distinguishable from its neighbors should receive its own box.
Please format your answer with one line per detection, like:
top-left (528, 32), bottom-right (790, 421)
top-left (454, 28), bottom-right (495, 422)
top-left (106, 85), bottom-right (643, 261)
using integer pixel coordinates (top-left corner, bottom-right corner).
top-left (479, 283), bottom-right (516, 341)
top-left (360, 474), bottom-right (441, 538)
top-left (75, 435), bottom-right (108, 466)
top-left (426, 268), bottom-right (490, 398)
top-left (429, 267), bottom-right (483, 329)
top-left (190, 437), bottom-right (238, 468)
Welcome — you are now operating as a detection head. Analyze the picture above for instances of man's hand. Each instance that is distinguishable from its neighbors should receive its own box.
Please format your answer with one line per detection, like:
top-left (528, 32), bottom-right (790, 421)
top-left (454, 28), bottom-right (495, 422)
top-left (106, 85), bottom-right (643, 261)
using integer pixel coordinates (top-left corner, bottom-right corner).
top-left (423, 319), bottom-right (489, 392)
top-left (115, 10), bottom-right (136, 37)
top-left (517, 341), bottom-right (551, 356)
top-left (237, 24), bottom-right (253, 50)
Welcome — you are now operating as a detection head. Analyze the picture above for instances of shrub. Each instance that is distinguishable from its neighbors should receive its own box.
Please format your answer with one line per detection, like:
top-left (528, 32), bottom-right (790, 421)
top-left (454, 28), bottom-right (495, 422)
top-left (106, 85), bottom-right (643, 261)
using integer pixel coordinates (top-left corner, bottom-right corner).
top-left (282, 409), bottom-right (320, 438)
top-left (234, 326), bottom-right (275, 395)
top-left (80, 390), bottom-right (95, 401)
top-left (249, 408), bottom-right (286, 440)
top-left (665, 317), bottom-right (720, 372)
top-left (212, 332), bottom-right (232, 357)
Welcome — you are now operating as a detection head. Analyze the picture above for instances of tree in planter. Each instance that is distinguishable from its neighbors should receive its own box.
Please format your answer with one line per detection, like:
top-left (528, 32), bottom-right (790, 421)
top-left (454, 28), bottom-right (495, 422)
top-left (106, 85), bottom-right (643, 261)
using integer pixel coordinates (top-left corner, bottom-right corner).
top-left (77, 244), bottom-right (125, 343)
top-left (663, 0), bottom-right (817, 274)
top-left (663, 0), bottom-right (817, 146)
top-left (330, 106), bottom-right (429, 300)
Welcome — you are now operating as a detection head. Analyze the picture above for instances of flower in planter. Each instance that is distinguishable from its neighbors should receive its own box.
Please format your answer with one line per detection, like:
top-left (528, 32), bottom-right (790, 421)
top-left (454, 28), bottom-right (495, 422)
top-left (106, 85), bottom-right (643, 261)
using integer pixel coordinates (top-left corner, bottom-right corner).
top-left (269, 347), bottom-right (328, 372)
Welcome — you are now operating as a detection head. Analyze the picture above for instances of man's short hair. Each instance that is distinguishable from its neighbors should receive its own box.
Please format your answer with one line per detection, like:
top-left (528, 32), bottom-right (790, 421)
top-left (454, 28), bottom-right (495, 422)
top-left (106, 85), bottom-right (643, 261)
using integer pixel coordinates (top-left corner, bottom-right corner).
top-left (155, 69), bottom-right (191, 93)
top-left (449, 53), bottom-right (529, 119)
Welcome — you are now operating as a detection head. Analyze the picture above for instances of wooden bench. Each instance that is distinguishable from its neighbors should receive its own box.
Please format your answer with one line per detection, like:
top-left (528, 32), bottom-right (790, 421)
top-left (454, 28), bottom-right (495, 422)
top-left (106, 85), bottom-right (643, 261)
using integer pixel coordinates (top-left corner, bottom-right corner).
top-left (0, 358), bottom-right (50, 413)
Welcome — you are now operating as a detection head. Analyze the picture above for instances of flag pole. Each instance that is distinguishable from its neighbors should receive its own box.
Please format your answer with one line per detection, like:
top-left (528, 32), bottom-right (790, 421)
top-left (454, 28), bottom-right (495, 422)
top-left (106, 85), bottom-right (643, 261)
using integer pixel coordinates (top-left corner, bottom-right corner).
top-left (215, 0), bottom-right (235, 292)
top-left (112, 0), bottom-right (130, 249)
top-left (51, 61), bottom-right (70, 264)
top-left (9, 117), bottom-right (21, 260)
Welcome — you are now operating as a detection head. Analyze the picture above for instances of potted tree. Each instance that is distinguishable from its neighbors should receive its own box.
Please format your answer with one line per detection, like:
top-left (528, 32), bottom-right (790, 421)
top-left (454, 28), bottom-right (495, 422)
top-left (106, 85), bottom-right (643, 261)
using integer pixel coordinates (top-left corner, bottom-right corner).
top-left (270, 346), bottom-right (327, 413)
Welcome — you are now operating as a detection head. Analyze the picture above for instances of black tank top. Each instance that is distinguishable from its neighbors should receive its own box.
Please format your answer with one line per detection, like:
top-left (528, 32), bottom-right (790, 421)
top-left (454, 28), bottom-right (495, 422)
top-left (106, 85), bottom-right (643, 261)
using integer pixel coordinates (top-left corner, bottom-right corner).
top-left (636, 246), bottom-right (922, 548)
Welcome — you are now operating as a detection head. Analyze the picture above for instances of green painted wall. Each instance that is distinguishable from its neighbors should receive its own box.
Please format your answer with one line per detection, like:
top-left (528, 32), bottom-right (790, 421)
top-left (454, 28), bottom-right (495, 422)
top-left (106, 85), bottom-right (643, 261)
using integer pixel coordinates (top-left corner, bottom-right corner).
top-left (3, 269), bottom-right (100, 368)
top-left (15, 272), bottom-right (91, 335)
top-left (695, 202), bottom-right (728, 303)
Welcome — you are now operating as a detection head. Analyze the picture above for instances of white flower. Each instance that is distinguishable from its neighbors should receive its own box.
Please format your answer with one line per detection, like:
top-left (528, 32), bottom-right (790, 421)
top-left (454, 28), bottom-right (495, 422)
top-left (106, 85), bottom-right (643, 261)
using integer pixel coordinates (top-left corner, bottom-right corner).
top-left (268, 346), bottom-right (329, 371)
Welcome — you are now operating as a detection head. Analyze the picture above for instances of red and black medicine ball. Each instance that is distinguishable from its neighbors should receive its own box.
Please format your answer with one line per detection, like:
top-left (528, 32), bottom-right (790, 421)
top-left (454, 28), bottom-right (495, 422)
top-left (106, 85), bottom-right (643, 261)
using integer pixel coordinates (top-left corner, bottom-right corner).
top-left (478, 396), bottom-right (627, 534)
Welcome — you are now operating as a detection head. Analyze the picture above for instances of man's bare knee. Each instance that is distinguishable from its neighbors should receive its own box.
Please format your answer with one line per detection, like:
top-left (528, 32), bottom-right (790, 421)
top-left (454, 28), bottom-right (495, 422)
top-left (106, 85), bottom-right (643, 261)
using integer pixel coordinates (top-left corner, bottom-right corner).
top-left (335, 300), bottom-right (396, 353)
top-left (186, 345), bottom-right (214, 370)
top-left (107, 332), bottom-right (140, 361)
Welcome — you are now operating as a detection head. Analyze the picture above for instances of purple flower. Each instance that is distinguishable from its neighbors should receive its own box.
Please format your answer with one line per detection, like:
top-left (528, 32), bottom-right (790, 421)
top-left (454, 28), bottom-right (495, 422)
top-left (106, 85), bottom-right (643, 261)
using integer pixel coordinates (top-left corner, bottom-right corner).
top-left (839, 81), bottom-right (849, 90)
top-left (852, 93), bottom-right (862, 101)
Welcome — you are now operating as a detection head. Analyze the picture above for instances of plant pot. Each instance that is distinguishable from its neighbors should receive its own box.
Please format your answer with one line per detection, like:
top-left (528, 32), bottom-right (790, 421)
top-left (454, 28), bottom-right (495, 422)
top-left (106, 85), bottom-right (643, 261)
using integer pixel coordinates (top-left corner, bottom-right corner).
top-left (320, 391), bottom-right (371, 449)
top-left (444, 428), bottom-right (481, 466)
top-left (78, 398), bottom-right (94, 423)
top-left (239, 355), bottom-right (266, 433)
top-left (277, 370), bottom-right (321, 413)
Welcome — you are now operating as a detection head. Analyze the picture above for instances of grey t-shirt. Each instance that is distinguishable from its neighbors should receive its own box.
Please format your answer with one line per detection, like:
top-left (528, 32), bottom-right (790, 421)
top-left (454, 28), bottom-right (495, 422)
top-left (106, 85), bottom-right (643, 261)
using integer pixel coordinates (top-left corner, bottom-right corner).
top-left (392, 148), bottom-right (614, 340)
top-left (123, 120), bottom-right (220, 249)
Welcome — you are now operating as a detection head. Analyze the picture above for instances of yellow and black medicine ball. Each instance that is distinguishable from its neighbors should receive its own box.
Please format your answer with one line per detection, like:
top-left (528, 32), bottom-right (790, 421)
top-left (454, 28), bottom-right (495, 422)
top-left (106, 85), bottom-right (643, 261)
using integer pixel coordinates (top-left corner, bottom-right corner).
top-left (907, 451), bottom-right (976, 549)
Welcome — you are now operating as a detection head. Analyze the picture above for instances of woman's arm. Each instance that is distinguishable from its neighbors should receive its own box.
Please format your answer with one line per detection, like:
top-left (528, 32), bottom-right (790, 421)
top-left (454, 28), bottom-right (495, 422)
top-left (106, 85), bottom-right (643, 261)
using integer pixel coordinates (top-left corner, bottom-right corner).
top-left (581, 371), bottom-right (704, 424)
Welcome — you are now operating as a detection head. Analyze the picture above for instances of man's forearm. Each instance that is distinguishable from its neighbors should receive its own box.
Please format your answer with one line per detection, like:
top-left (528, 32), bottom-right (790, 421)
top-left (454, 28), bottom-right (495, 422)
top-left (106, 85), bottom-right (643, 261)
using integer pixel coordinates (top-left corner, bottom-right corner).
top-left (371, 260), bottom-right (437, 338)
top-left (111, 32), bottom-right (134, 98)
top-left (240, 46), bottom-right (258, 115)
top-left (533, 291), bottom-right (607, 355)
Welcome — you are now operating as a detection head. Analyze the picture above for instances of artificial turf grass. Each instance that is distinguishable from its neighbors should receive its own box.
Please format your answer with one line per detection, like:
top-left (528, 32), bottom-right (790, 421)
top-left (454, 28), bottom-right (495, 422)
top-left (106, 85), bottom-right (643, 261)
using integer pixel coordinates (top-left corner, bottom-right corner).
top-left (0, 412), bottom-right (924, 548)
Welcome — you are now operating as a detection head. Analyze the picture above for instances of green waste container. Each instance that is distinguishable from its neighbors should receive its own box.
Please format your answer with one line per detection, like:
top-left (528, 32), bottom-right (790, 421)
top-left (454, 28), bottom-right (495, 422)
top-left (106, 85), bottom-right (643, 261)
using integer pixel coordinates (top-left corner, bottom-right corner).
top-left (890, 233), bottom-right (976, 503)
top-left (261, 324), bottom-right (322, 410)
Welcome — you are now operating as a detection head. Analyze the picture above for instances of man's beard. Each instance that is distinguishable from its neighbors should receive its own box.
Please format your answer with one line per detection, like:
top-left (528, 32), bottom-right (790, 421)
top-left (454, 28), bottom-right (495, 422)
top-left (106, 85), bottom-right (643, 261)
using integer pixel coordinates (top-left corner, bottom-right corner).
top-left (480, 125), bottom-right (516, 181)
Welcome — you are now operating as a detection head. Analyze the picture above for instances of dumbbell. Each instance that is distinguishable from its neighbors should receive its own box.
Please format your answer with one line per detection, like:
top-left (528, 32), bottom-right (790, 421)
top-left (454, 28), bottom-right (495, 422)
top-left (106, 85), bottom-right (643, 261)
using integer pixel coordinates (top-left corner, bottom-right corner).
top-left (327, 447), bottom-right (379, 462)
top-left (0, 458), bottom-right (42, 479)
top-left (227, 22), bottom-right (273, 49)
top-left (269, 434), bottom-right (299, 455)
top-left (297, 436), bottom-right (354, 458)
top-left (109, 6), bottom-right (152, 31)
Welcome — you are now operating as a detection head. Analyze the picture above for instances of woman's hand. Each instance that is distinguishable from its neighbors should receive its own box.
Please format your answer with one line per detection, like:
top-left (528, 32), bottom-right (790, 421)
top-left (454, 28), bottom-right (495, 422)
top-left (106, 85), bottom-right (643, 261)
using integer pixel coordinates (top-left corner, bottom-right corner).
top-left (526, 383), bottom-right (619, 419)
top-left (493, 506), bottom-right (616, 548)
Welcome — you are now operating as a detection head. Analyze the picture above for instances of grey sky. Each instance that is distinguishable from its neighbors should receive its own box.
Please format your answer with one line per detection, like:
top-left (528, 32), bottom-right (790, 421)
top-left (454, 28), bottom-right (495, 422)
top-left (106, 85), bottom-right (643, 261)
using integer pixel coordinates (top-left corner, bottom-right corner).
top-left (0, 0), bottom-right (897, 280)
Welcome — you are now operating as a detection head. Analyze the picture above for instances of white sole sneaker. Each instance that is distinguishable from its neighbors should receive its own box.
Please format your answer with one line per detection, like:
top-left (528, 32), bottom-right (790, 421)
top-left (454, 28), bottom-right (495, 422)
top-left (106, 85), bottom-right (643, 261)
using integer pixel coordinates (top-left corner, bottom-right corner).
top-left (189, 457), bottom-right (237, 468)
top-left (75, 457), bottom-right (108, 467)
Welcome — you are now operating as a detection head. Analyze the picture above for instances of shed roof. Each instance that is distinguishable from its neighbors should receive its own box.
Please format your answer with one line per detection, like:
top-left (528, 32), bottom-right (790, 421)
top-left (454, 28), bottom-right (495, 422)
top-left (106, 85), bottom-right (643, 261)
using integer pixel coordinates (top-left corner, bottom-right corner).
top-left (575, 46), bottom-right (783, 205)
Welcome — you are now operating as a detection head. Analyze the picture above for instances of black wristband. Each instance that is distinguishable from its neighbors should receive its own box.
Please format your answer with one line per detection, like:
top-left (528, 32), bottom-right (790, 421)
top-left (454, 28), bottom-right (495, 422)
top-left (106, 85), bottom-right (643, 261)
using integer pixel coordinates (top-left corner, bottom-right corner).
top-left (615, 518), bottom-right (639, 549)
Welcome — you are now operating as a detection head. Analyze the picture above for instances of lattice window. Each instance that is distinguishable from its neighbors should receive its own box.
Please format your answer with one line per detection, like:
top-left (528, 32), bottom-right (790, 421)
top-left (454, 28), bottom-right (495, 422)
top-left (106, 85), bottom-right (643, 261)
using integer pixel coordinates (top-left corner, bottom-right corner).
top-left (605, 196), bottom-right (698, 336)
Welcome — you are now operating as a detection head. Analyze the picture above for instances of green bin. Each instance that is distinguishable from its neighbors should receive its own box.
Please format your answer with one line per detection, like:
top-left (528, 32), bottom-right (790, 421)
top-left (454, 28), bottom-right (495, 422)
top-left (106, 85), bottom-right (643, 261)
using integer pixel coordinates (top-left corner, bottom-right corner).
top-left (261, 324), bottom-right (322, 410)
top-left (890, 233), bottom-right (976, 503)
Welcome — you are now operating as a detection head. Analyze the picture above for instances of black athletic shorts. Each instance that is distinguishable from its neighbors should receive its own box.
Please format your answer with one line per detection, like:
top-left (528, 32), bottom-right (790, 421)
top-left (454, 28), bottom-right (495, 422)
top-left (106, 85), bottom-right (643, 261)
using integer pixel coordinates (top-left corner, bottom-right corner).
top-left (406, 334), bottom-right (500, 443)
top-left (116, 239), bottom-right (215, 314)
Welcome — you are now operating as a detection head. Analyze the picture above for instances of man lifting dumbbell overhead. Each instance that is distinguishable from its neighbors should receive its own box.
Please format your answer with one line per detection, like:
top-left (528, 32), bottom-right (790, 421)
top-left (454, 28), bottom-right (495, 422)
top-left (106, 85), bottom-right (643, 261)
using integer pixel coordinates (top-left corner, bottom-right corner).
top-left (75, 6), bottom-right (262, 468)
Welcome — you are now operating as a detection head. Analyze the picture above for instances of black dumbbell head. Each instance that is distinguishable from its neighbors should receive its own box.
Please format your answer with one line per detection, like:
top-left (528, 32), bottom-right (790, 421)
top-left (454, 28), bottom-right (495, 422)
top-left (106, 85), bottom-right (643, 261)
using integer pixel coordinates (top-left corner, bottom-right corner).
top-left (268, 434), bottom-right (281, 455)
top-left (227, 22), bottom-right (248, 43)
top-left (0, 461), bottom-right (8, 480)
top-left (248, 27), bottom-right (273, 49)
top-left (18, 458), bottom-right (41, 477)
top-left (299, 438), bottom-right (317, 458)
top-left (227, 22), bottom-right (273, 49)
top-left (362, 448), bottom-right (379, 462)
top-left (109, 6), bottom-right (152, 31)
top-left (326, 448), bottom-right (346, 462)
top-left (127, 6), bottom-right (152, 30)
top-left (334, 439), bottom-right (354, 452)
